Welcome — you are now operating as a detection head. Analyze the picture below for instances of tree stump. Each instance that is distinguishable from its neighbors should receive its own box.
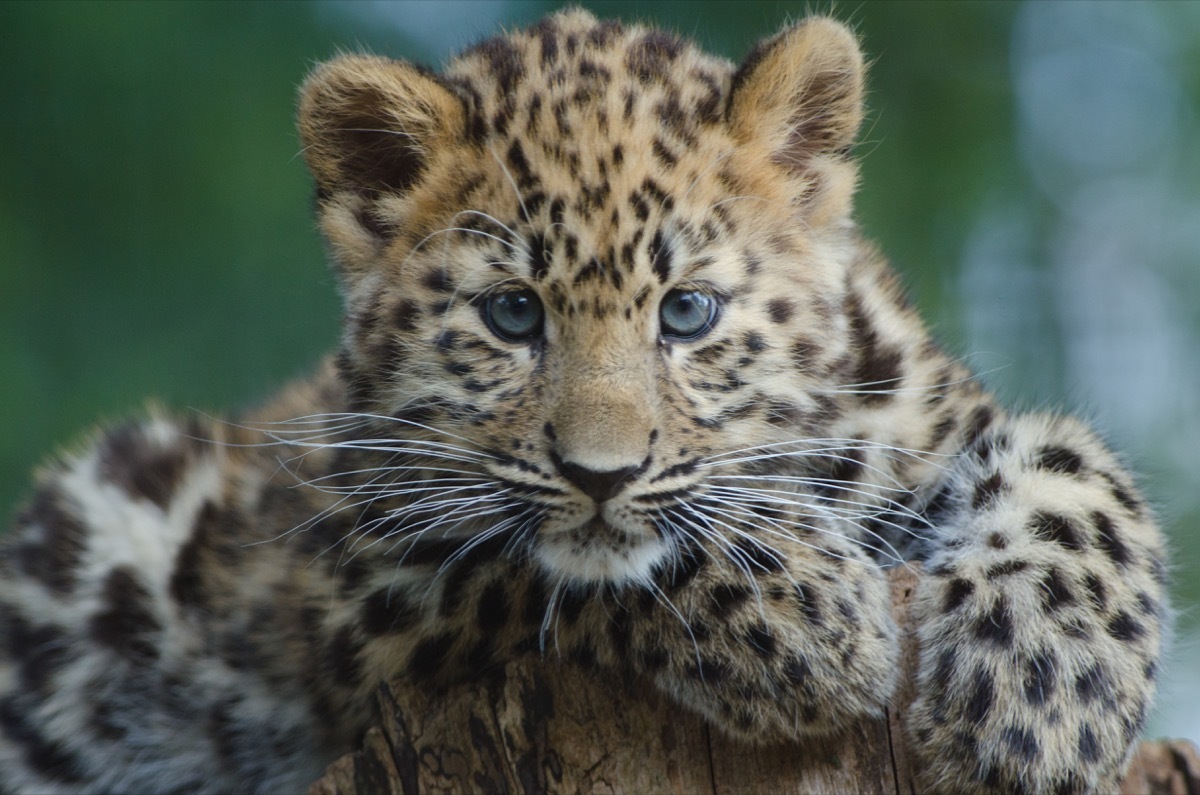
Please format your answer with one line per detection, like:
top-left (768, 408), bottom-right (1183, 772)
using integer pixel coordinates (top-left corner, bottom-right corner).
top-left (310, 567), bottom-right (1200, 794)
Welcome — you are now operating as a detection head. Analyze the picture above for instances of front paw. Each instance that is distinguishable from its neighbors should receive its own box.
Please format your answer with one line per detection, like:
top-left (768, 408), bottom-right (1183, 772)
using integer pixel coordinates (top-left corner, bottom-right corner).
top-left (906, 413), bottom-right (1166, 793)
top-left (644, 552), bottom-right (899, 741)
top-left (908, 565), bottom-right (1163, 793)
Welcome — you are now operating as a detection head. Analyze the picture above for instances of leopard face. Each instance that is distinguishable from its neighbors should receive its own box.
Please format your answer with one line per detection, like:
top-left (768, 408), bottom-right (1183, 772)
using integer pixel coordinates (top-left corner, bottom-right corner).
top-left (298, 10), bottom-right (885, 587)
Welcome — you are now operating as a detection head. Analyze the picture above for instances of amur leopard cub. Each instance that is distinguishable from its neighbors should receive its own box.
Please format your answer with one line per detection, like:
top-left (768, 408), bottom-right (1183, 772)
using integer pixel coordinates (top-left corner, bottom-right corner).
top-left (0, 10), bottom-right (1166, 794)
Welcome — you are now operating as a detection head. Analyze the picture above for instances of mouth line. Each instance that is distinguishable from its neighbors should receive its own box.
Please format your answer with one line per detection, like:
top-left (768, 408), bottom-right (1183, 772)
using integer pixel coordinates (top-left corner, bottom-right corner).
top-left (574, 517), bottom-right (628, 547)
top-left (580, 515), bottom-right (657, 546)
top-left (584, 516), bottom-right (616, 532)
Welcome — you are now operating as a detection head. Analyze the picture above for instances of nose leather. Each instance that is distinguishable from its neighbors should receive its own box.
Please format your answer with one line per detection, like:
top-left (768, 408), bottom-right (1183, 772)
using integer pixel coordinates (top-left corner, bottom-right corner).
top-left (558, 460), bottom-right (639, 503)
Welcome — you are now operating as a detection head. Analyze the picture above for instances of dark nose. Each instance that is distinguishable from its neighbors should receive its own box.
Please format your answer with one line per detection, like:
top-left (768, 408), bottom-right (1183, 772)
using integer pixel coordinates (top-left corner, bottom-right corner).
top-left (558, 461), bottom-right (639, 503)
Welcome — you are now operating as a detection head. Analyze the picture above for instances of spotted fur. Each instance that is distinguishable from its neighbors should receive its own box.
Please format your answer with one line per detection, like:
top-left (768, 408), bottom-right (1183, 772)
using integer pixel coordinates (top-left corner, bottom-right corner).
top-left (0, 10), bottom-right (1166, 794)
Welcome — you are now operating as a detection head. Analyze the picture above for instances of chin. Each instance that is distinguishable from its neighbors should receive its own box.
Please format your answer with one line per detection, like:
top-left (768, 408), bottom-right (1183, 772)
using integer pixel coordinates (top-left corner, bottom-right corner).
top-left (534, 521), bottom-right (671, 587)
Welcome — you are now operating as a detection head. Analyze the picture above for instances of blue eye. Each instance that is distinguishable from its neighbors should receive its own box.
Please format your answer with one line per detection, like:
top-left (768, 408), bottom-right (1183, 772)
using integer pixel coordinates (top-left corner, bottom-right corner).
top-left (660, 289), bottom-right (718, 340)
top-left (482, 289), bottom-right (543, 341)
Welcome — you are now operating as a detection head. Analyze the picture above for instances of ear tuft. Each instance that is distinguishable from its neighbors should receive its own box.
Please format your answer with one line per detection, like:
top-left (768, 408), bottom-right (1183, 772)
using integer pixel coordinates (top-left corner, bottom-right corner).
top-left (298, 55), bottom-right (464, 199)
top-left (729, 18), bottom-right (865, 167)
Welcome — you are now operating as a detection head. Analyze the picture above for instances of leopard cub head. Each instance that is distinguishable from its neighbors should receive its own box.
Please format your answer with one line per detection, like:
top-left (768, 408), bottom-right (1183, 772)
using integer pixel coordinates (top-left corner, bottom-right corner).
top-left (298, 9), bottom-right (866, 586)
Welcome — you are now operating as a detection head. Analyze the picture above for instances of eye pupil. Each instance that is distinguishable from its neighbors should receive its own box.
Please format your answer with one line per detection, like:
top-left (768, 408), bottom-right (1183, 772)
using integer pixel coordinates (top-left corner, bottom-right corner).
top-left (483, 289), bottom-right (544, 341)
top-left (660, 289), bottom-right (717, 339)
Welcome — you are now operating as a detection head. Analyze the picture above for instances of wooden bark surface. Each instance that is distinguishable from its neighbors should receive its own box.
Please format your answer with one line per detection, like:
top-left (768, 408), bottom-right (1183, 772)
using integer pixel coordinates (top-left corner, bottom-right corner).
top-left (310, 567), bottom-right (1200, 794)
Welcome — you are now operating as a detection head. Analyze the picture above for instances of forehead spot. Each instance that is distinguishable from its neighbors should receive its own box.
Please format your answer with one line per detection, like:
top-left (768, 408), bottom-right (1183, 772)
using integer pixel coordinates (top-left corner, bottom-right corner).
top-left (650, 230), bottom-right (673, 284)
top-left (423, 266), bottom-right (452, 293)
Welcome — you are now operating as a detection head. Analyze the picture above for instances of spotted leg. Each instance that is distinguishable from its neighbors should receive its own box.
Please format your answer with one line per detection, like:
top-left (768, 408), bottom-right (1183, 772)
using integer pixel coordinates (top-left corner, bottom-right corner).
top-left (908, 412), bottom-right (1168, 793)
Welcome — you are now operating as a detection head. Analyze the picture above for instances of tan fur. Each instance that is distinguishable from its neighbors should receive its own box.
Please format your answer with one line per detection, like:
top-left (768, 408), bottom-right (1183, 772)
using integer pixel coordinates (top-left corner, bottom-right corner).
top-left (0, 10), bottom-right (1165, 794)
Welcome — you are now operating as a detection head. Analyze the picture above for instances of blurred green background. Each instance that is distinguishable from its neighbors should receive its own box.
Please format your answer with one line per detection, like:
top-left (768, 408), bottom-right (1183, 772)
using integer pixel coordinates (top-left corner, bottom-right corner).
top-left (1, 0), bottom-right (1197, 742)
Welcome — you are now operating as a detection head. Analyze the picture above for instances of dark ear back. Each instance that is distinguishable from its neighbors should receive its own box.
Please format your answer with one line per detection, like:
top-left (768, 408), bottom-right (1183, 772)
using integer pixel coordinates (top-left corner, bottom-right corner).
top-left (298, 54), bottom-right (464, 199)
top-left (728, 18), bottom-right (865, 168)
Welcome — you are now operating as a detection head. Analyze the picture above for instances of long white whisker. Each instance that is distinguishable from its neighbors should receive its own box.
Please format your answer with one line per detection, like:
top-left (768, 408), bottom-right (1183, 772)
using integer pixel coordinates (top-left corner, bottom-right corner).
top-left (451, 210), bottom-right (530, 256)
top-left (705, 492), bottom-right (909, 565)
top-left (540, 579), bottom-right (565, 654)
top-left (644, 579), bottom-right (705, 678)
top-left (823, 363), bottom-right (1008, 396)
top-left (240, 410), bottom-right (494, 452)
top-left (704, 477), bottom-right (931, 531)
top-left (697, 498), bottom-right (877, 565)
top-left (489, 143), bottom-right (533, 224)
top-left (385, 499), bottom-right (519, 558)
top-left (700, 436), bottom-right (953, 467)
top-left (295, 466), bottom-right (491, 488)
top-left (706, 483), bottom-right (931, 541)
top-left (710, 444), bottom-right (949, 490)
top-left (669, 504), bottom-right (769, 610)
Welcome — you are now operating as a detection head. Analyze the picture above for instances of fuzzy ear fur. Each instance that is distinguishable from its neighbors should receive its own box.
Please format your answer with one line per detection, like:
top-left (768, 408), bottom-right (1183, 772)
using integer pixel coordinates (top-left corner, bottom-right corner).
top-left (726, 18), bottom-right (864, 227)
top-left (298, 54), bottom-right (464, 200)
top-left (728, 18), bottom-right (864, 167)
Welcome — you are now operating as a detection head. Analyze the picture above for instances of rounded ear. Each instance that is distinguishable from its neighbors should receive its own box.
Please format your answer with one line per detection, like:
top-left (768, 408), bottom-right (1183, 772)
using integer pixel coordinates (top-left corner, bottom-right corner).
top-left (728, 18), bottom-right (865, 168)
top-left (298, 54), bottom-right (465, 199)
